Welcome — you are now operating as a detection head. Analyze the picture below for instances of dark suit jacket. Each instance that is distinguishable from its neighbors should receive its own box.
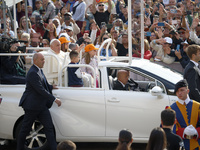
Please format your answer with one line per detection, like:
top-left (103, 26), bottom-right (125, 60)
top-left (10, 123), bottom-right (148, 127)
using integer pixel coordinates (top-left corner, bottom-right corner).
top-left (184, 61), bottom-right (200, 102)
top-left (19, 65), bottom-right (55, 110)
top-left (113, 80), bottom-right (126, 90)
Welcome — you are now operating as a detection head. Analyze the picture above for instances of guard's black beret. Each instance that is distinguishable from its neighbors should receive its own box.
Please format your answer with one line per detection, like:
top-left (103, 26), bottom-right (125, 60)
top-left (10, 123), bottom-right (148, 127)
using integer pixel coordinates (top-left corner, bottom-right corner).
top-left (174, 79), bottom-right (188, 94)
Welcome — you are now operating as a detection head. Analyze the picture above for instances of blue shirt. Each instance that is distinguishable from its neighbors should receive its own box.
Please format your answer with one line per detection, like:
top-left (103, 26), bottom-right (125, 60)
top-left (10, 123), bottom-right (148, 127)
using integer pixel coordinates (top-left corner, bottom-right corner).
top-left (68, 62), bottom-right (83, 86)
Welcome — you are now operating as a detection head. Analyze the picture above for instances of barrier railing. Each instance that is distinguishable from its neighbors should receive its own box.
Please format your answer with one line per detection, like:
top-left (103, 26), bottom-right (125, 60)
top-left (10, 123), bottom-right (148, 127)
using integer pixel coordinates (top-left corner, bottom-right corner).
top-left (58, 64), bottom-right (96, 88)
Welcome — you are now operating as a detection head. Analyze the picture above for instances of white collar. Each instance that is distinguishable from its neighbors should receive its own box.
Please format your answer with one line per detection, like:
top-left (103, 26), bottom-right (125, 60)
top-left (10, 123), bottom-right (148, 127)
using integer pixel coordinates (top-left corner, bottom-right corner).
top-left (191, 60), bottom-right (199, 67)
top-left (177, 96), bottom-right (191, 105)
top-left (34, 64), bottom-right (41, 71)
top-left (118, 80), bottom-right (125, 87)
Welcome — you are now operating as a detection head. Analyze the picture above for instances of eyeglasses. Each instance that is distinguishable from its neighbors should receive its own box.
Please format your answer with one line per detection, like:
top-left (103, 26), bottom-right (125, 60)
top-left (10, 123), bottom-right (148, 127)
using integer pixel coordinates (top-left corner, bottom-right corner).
top-left (99, 4), bottom-right (104, 6)
top-left (178, 31), bottom-right (185, 34)
top-left (84, 41), bottom-right (91, 44)
top-left (103, 37), bottom-right (108, 41)
top-left (66, 30), bottom-right (72, 32)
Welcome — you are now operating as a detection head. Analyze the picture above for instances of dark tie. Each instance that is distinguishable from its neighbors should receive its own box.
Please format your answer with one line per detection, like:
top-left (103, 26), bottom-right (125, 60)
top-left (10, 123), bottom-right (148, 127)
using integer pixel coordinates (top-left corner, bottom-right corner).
top-left (40, 69), bottom-right (50, 92)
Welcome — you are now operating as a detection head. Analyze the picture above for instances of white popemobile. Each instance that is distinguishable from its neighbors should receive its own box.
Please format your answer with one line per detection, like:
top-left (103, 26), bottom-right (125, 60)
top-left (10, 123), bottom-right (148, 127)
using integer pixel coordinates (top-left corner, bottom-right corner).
top-left (0, 41), bottom-right (182, 149)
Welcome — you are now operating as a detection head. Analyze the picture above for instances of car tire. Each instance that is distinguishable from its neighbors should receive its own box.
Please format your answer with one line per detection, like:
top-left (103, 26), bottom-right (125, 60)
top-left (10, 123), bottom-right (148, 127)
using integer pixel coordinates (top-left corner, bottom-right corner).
top-left (15, 120), bottom-right (49, 150)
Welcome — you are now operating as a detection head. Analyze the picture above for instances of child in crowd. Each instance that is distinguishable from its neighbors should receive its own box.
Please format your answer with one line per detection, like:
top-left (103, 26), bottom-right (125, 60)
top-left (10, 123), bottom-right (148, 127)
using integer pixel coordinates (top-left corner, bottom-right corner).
top-left (68, 51), bottom-right (83, 87)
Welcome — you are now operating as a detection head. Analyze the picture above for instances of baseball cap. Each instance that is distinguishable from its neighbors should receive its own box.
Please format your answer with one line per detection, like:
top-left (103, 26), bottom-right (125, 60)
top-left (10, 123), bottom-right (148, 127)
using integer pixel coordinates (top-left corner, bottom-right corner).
top-left (164, 37), bottom-right (172, 44)
top-left (64, 25), bottom-right (73, 31)
top-left (84, 44), bottom-right (98, 52)
top-left (64, 12), bottom-right (72, 16)
top-left (58, 37), bottom-right (71, 44)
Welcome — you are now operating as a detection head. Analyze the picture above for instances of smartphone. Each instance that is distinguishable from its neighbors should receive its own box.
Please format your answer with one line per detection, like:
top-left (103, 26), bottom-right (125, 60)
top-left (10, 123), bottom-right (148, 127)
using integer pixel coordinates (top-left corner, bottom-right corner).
top-left (170, 9), bottom-right (177, 14)
top-left (145, 32), bottom-right (151, 36)
top-left (101, 22), bottom-right (106, 28)
top-left (146, 4), bottom-right (149, 8)
top-left (157, 22), bottom-right (165, 26)
top-left (176, 44), bottom-right (180, 51)
top-left (115, 26), bottom-right (120, 31)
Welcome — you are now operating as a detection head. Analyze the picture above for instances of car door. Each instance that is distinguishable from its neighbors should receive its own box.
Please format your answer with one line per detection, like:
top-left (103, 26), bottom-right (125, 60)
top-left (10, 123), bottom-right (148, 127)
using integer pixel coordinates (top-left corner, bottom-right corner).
top-left (105, 69), bottom-right (171, 140)
top-left (50, 87), bottom-right (106, 137)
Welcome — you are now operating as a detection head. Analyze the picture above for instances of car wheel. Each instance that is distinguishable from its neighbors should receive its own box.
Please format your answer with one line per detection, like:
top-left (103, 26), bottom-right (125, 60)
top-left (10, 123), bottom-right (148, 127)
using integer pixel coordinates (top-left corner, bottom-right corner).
top-left (15, 120), bottom-right (49, 150)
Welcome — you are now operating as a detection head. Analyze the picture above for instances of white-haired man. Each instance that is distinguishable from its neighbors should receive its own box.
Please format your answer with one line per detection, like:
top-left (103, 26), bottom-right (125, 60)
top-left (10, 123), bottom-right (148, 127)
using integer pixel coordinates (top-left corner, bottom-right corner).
top-left (41, 39), bottom-right (70, 84)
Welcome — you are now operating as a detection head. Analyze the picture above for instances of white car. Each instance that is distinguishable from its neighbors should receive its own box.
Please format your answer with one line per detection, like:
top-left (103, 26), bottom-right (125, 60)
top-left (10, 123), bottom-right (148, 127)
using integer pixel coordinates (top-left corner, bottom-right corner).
top-left (0, 58), bottom-right (182, 150)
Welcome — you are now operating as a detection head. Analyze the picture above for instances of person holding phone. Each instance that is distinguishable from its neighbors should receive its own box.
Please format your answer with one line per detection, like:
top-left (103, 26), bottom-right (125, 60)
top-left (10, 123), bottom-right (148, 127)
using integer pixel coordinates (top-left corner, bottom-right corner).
top-left (168, 41), bottom-right (190, 69)
top-left (150, 37), bottom-right (175, 64)
top-left (91, 0), bottom-right (112, 28)
top-left (62, 12), bottom-right (80, 41)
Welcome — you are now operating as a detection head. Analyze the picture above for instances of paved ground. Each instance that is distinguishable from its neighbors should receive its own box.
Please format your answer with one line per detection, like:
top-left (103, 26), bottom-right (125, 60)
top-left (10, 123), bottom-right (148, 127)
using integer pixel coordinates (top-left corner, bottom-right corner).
top-left (0, 140), bottom-right (147, 150)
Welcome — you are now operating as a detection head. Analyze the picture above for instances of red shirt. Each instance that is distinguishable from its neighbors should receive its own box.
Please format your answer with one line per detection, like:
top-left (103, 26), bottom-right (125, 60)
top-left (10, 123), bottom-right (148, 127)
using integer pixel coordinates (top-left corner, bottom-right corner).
top-left (32, 23), bottom-right (48, 37)
top-left (132, 50), bottom-right (152, 60)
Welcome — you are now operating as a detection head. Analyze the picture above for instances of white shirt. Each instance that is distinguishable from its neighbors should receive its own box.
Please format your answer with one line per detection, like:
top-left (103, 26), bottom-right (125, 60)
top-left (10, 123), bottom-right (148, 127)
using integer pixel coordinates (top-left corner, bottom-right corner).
top-left (118, 80), bottom-right (125, 88)
top-left (177, 96), bottom-right (191, 105)
top-left (191, 60), bottom-right (199, 67)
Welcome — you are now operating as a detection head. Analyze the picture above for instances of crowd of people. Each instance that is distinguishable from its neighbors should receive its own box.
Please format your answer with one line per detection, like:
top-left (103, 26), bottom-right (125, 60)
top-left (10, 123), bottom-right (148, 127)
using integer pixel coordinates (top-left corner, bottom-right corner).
top-left (1, 0), bottom-right (200, 150)
top-left (2, 0), bottom-right (200, 85)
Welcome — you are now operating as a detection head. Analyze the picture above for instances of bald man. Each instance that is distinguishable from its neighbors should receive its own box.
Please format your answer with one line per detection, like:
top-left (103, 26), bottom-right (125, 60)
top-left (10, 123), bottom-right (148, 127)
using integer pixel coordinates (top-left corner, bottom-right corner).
top-left (113, 70), bottom-right (139, 91)
top-left (41, 39), bottom-right (70, 84)
top-left (18, 53), bottom-right (61, 150)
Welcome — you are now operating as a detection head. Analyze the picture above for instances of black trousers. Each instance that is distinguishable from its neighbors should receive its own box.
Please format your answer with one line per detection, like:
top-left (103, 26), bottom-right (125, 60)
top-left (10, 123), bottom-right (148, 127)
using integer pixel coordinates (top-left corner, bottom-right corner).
top-left (16, 108), bottom-right (57, 150)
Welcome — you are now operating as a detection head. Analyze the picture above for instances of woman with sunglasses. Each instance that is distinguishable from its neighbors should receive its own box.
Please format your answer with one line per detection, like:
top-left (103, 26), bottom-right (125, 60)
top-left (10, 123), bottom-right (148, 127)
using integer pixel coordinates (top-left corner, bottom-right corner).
top-left (98, 32), bottom-right (117, 59)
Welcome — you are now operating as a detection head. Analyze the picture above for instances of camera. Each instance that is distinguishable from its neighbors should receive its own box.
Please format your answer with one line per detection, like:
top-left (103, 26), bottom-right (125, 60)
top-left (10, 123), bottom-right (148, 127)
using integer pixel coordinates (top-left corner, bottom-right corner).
top-left (0, 36), bottom-right (27, 53)
top-left (64, 16), bottom-right (71, 21)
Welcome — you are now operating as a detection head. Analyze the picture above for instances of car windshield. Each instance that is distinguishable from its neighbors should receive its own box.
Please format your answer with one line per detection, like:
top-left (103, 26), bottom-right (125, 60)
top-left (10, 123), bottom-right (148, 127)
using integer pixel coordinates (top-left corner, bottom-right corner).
top-left (130, 59), bottom-right (183, 85)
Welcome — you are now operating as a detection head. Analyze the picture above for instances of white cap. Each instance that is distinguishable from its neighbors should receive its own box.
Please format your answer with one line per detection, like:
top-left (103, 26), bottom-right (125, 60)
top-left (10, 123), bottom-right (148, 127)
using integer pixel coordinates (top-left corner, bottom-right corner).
top-left (164, 37), bottom-right (173, 44)
top-left (64, 25), bottom-right (73, 31)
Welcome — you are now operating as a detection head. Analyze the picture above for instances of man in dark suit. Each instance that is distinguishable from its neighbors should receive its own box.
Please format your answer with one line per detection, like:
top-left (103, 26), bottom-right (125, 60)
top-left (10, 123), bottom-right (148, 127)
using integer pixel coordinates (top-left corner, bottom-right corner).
top-left (184, 44), bottom-right (200, 102)
top-left (113, 70), bottom-right (138, 91)
top-left (17, 53), bottom-right (61, 150)
top-left (161, 109), bottom-right (184, 150)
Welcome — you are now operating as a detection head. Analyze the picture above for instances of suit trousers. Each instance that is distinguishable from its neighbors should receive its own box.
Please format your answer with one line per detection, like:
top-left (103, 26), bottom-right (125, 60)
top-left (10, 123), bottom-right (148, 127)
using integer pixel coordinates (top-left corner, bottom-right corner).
top-left (17, 108), bottom-right (57, 150)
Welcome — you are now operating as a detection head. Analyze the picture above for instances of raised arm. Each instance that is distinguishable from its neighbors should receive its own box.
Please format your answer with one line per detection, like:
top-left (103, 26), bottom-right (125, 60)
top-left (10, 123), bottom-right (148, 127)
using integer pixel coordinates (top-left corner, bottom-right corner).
top-left (91, 0), bottom-right (97, 14)
top-left (107, 0), bottom-right (112, 13)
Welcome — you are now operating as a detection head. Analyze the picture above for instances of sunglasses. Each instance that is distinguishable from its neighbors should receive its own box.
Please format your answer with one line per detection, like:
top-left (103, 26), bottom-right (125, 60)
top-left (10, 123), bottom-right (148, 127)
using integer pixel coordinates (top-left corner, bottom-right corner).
top-left (99, 4), bottom-right (104, 6)
top-left (103, 37), bottom-right (108, 41)
top-left (84, 41), bottom-right (91, 44)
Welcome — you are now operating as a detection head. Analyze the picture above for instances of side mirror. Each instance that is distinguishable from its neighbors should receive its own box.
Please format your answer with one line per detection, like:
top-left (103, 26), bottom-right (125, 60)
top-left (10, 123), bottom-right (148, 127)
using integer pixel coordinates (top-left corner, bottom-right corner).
top-left (151, 86), bottom-right (163, 99)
